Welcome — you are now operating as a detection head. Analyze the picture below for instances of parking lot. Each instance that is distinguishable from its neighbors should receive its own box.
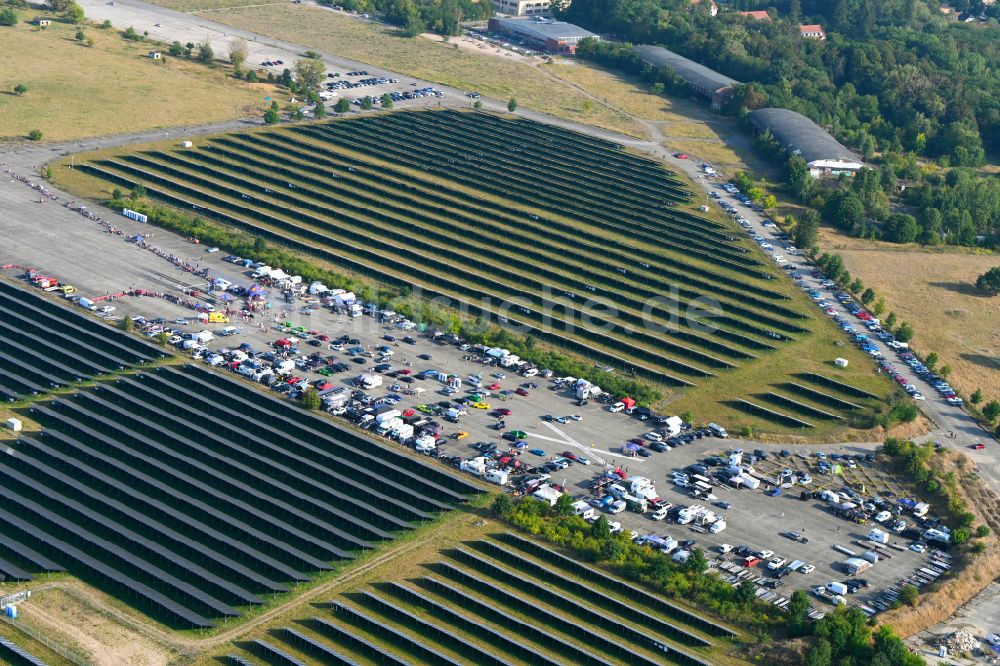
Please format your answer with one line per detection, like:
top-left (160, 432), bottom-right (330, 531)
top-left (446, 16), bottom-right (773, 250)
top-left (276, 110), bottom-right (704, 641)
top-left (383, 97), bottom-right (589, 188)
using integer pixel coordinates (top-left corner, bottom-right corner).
top-left (10, 236), bottom-right (946, 621)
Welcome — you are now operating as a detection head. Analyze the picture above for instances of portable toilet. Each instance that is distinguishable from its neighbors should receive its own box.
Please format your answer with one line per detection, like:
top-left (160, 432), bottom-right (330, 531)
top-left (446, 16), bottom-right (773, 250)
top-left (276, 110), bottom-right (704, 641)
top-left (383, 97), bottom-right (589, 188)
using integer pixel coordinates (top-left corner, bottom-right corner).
top-left (5, 418), bottom-right (21, 432)
top-left (4, 605), bottom-right (17, 619)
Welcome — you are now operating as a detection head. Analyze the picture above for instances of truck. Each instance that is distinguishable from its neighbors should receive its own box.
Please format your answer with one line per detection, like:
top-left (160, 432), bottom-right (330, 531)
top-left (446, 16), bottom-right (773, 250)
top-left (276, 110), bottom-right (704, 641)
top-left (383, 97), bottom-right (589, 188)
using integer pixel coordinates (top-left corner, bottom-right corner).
top-left (207, 312), bottom-right (230, 323)
top-left (826, 581), bottom-right (849, 596)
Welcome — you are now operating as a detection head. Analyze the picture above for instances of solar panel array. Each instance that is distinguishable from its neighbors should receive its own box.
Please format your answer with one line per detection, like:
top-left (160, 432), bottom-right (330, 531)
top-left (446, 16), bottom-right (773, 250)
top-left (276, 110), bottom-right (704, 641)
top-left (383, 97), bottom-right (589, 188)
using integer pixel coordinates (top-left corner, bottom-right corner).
top-left (223, 535), bottom-right (723, 666)
top-left (3, 364), bottom-right (480, 628)
top-left (0, 280), bottom-right (166, 402)
top-left (0, 637), bottom-right (50, 666)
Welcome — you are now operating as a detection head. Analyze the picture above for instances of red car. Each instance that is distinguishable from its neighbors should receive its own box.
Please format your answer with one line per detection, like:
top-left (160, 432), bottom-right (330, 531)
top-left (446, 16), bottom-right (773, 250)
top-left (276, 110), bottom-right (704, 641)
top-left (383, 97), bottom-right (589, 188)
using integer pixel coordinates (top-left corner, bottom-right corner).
top-left (402, 409), bottom-right (415, 417)
top-left (561, 451), bottom-right (579, 461)
top-left (398, 369), bottom-right (413, 375)
top-left (971, 443), bottom-right (986, 450)
top-left (674, 152), bottom-right (689, 159)
top-left (488, 382), bottom-right (502, 390)
top-left (498, 407), bottom-right (512, 416)
top-left (317, 334), bottom-right (329, 341)
top-left (515, 388), bottom-right (529, 396)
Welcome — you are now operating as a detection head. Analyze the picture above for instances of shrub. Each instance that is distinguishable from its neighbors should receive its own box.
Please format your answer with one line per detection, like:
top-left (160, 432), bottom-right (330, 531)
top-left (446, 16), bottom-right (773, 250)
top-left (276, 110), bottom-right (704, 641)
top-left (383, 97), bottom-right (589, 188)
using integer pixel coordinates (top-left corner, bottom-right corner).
top-left (27, 129), bottom-right (42, 141)
top-left (0, 7), bottom-right (18, 25)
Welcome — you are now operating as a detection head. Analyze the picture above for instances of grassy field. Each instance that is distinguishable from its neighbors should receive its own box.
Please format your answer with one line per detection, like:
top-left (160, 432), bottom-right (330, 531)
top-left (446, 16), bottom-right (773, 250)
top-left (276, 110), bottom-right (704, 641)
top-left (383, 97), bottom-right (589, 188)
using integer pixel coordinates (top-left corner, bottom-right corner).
top-left (191, 4), bottom-right (645, 137)
top-left (0, 16), bottom-right (272, 143)
top-left (53, 110), bottom-right (897, 436)
top-left (823, 229), bottom-right (1000, 399)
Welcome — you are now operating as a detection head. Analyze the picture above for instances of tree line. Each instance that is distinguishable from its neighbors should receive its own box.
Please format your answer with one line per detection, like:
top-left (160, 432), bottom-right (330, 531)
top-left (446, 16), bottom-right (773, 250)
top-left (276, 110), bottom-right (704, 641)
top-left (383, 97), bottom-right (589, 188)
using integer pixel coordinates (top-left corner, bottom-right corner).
top-left (316, 0), bottom-right (492, 37)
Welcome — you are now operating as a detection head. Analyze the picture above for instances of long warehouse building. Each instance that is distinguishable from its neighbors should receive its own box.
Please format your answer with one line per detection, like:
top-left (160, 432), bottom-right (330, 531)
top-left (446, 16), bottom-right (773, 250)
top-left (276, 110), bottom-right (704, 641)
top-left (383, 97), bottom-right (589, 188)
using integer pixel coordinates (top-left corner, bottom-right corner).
top-left (634, 44), bottom-right (740, 110)
top-left (748, 107), bottom-right (864, 177)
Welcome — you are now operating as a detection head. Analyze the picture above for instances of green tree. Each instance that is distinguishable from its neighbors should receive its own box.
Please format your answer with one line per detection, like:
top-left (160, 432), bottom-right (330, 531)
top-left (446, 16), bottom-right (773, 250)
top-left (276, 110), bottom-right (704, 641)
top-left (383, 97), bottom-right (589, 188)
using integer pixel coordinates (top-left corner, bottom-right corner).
top-left (196, 41), bottom-right (214, 63)
top-left (553, 492), bottom-right (575, 516)
top-left (334, 97), bottom-right (350, 113)
top-left (590, 515), bottom-right (611, 539)
top-left (381, 92), bottom-right (394, 109)
top-left (940, 365), bottom-right (952, 379)
top-left (289, 107), bottom-right (304, 121)
top-left (860, 288), bottom-right (876, 305)
top-left (735, 579), bottom-right (756, 606)
top-left (684, 547), bottom-right (708, 574)
top-left (66, 1), bottom-right (84, 23)
top-left (650, 82), bottom-right (665, 96)
top-left (925, 351), bottom-right (939, 371)
top-left (473, 99), bottom-right (483, 111)
top-left (122, 316), bottom-right (135, 333)
top-left (313, 100), bottom-right (326, 118)
top-left (507, 97), bottom-right (517, 112)
top-left (294, 56), bottom-right (325, 91)
top-left (13, 83), bottom-right (27, 95)
top-left (982, 400), bottom-right (1000, 422)
top-left (301, 388), bottom-right (321, 410)
top-left (169, 40), bottom-right (184, 56)
top-left (263, 100), bottom-right (280, 124)
top-left (894, 322), bottom-right (914, 343)
top-left (788, 590), bottom-right (811, 636)
top-left (598, 538), bottom-right (623, 561)
top-left (976, 267), bottom-right (1000, 295)
top-left (872, 297), bottom-right (886, 316)
top-left (27, 129), bottom-right (43, 141)
top-left (806, 637), bottom-right (832, 666)
top-left (361, 96), bottom-right (373, 110)
top-left (885, 312), bottom-right (897, 329)
top-left (976, 525), bottom-right (991, 538)
top-left (0, 8), bottom-right (17, 26)
top-left (898, 584), bottom-right (918, 607)
top-left (849, 278), bottom-right (864, 294)
top-left (122, 25), bottom-right (141, 40)
top-left (490, 493), bottom-right (514, 518)
top-left (972, 388), bottom-right (984, 405)
top-left (228, 38), bottom-right (248, 69)
top-left (882, 212), bottom-right (919, 243)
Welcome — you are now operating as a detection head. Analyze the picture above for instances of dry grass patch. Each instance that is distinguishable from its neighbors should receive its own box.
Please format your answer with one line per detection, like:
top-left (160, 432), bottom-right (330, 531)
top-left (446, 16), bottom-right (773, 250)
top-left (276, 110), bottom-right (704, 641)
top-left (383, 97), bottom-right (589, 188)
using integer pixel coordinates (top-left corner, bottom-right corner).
top-left (0, 19), bottom-right (271, 143)
top-left (825, 230), bottom-right (1000, 398)
top-left (193, 4), bottom-right (645, 136)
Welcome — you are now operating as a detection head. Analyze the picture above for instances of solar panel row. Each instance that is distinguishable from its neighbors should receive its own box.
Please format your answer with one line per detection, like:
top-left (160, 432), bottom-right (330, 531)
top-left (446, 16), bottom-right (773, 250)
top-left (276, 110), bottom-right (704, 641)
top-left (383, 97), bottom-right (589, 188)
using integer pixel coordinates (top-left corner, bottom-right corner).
top-left (381, 582), bottom-right (563, 666)
top-left (450, 548), bottom-right (711, 666)
top-left (282, 627), bottom-right (361, 666)
top-left (0, 637), bottom-right (50, 666)
top-left (311, 617), bottom-right (414, 666)
top-left (474, 539), bottom-right (709, 647)
top-left (499, 531), bottom-right (738, 638)
top-left (332, 602), bottom-right (466, 666)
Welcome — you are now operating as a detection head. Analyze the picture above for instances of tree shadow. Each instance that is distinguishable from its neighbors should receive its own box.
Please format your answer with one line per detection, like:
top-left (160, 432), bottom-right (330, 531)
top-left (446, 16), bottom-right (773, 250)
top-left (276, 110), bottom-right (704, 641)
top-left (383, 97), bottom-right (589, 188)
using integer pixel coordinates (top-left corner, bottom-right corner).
top-left (928, 281), bottom-right (990, 298)
top-left (959, 353), bottom-right (1000, 371)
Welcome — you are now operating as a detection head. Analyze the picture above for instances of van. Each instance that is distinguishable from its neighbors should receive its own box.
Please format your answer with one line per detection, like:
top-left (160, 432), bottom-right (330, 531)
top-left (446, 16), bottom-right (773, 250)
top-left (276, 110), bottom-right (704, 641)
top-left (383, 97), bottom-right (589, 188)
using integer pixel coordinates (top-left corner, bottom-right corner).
top-left (651, 506), bottom-right (668, 521)
top-left (608, 500), bottom-right (626, 514)
top-left (609, 402), bottom-right (625, 413)
top-left (708, 423), bottom-right (728, 438)
top-left (607, 484), bottom-right (628, 499)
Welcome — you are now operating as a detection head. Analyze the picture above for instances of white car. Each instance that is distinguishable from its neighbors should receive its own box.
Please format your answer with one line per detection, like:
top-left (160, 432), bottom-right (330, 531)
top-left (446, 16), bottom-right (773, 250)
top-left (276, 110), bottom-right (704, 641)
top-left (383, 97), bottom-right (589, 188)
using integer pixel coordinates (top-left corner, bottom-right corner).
top-left (718, 544), bottom-right (733, 554)
top-left (767, 557), bottom-right (787, 571)
top-left (98, 306), bottom-right (116, 314)
top-left (798, 474), bottom-right (813, 485)
top-left (909, 543), bottom-right (926, 553)
top-left (758, 549), bottom-right (774, 560)
top-left (800, 564), bottom-right (815, 574)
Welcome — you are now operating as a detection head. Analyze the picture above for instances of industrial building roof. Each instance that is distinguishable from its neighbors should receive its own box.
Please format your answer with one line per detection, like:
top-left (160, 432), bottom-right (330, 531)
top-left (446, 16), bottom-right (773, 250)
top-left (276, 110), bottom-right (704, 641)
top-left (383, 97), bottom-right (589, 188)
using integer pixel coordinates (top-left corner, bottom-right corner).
top-left (634, 45), bottom-right (740, 93)
top-left (748, 108), bottom-right (861, 166)
top-left (493, 17), bottom-right (597, 42)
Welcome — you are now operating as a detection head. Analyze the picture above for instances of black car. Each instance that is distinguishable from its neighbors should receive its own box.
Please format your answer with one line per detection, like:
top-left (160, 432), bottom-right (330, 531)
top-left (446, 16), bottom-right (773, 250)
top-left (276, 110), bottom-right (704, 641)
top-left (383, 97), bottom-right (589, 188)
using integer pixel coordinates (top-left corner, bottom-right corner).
top-left (352, 357), bottom-right (366, 364)
top-left (649, 442), bottom-right (669, 453)
top-left (637, 448), bottom-right (652, 457)
top-left (403, 336), bottom-right (416, 344)
top-left (418, 353), bottom-right (432, 360)
top-left (686, 464), bottom-right (708, 475)
top-left (383, 335), bottom-right (395, 341)
top-left (734, 545), bottom-right (752, 557)
top-left (704, 456), bottom-right (726, 466)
